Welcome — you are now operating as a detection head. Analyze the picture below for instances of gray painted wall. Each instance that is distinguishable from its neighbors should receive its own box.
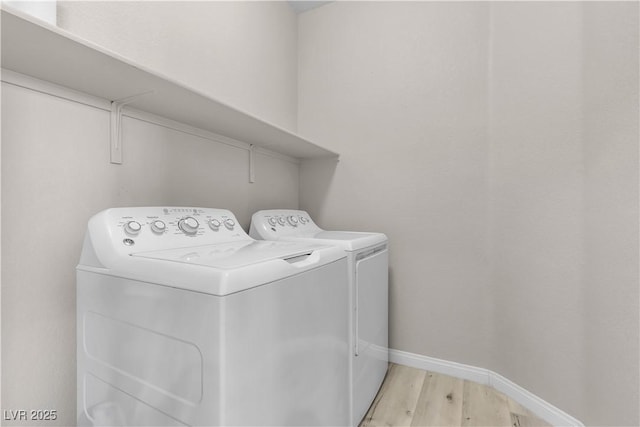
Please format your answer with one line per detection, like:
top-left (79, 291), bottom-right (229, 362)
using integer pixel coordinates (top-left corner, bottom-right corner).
top-left (57, 0), bottom-right (299, 131)
top-left (582, 2), bottom-right (639, 424)
top-left (489, 1), bottom-right (587, 417)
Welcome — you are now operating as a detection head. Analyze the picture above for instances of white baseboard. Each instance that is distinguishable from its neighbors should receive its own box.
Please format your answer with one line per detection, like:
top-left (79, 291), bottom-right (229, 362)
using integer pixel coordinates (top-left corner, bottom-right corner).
top-left (389, 348), bottom-right (490, 385)
top-left (389, 349), bottom-right (584, 427)
top-left (490, 372), bottom-right (584, 427)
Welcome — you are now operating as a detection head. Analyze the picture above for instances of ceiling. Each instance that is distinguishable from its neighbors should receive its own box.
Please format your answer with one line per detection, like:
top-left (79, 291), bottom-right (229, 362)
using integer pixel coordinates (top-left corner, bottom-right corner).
top-left (288, 1), bottom-right (333, 14)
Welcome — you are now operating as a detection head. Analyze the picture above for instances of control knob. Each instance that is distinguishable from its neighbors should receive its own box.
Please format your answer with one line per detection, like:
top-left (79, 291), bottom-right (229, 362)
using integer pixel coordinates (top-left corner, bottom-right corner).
top-left (277, 216), bottom-right (286, 226)
top-left (287, 215), bottom-right (298, 226)
top-left (209, 219), bottom-right (221, 231)
top-left (299, 216), bottom-right (308, 224)
top-left (124, 221), bottom-right (142, 235)
top-left (268, 217), bottom-right (278, 227)
top-left (178, 216), bottom-right (199, 235)
top-left (150, 220), bottom-right (166, 234)
top-left (224, 218), bottom-right (235, 230)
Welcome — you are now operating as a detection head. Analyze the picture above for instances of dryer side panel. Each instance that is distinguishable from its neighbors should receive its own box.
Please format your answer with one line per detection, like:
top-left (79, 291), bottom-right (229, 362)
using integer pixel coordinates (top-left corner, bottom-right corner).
top-left (353, 248), bottom-right (389, 426)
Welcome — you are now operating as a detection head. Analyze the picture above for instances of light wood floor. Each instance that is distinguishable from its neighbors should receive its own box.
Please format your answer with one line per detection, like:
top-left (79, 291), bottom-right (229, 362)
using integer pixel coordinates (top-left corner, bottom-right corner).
top-left (360, 364), bottom-right (551, 427)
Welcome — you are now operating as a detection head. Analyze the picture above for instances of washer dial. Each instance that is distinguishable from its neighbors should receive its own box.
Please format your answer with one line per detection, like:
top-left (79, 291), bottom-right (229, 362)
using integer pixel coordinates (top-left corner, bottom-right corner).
top-left (277, 216), bottom-right (286, 226)
top-left (209, 219), bottom-right (221, 231)
top-left (150, 220), bottom-right (166, 234)
top-left (287, 215), bottom-right (298, 226)
top-left (299, 216), bottom-right (308, 224)
top-left (268, 217), bottom-right (278, 227)
top-left (224, 218), bottom-right (235, 230)
top-left (124, 221), bottom-right (142, 235)
top-left (178, 216), bottom-right (199, 235)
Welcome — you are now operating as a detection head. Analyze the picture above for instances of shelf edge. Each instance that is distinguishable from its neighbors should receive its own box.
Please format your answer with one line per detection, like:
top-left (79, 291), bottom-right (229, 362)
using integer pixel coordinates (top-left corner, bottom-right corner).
top-left (1, 6), bottom-right (340, 160)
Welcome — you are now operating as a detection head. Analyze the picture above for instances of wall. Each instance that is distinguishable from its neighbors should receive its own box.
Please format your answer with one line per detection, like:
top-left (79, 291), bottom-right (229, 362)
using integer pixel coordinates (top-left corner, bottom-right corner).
top-left (488, 1), bottom-right (586, 417)
top-left (1, 2), bottom-right (299, 426)
top-left (298, 2), bottom-right (493, 369)
top-left (489, 3), bottom-right (639, 424)
top-left (299, 1), bottom-right (639, 425)
top-left (582, 2), bottom-right (639, 424)
top-left (57, 1), bottom-right (299, 131)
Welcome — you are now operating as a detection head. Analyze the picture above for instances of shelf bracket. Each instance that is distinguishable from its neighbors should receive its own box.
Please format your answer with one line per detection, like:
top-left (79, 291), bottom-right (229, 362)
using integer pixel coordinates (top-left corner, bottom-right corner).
top-left (110, 91), bottom-right (154, 164)
top-left (249, 144), bottom-right (256, 183)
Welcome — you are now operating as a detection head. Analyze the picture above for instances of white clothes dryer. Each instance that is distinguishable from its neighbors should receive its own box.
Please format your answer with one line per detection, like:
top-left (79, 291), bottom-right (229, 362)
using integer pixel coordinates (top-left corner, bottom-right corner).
top-left (249, 210), bottom-right (389, 427)
top-left (77, 207), bottom-right (350, 427)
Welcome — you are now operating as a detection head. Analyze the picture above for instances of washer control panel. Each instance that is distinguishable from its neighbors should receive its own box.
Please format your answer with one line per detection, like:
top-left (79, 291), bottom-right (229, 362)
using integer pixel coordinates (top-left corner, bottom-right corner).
top-left (90, 207), bottom-right (250, 253)
top-left (250, 209), bottom-right (321, 240)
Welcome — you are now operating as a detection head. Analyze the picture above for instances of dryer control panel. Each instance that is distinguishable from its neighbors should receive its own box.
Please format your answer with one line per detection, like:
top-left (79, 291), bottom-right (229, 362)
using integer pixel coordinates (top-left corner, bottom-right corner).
top-left (249, 209), bottom-right (322, 240)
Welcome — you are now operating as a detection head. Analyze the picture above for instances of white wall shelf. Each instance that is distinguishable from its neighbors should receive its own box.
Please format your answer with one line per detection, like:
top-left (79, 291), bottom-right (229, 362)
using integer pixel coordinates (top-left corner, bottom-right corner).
top-left (1, 7), bottom-right (338, 160)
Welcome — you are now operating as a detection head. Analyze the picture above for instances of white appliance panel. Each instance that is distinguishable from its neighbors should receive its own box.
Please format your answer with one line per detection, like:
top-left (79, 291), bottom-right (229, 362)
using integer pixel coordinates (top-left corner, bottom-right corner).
top-left (78, 207), bottom-right (350, 426)
top-left (78, 259), bottom-right (349, 426)
top-left (249, 209), bottom-right (389, 427)
top-left (353, 249), bottom-right (389, 425)
top-left (221, 258), bottom-right (350, 426)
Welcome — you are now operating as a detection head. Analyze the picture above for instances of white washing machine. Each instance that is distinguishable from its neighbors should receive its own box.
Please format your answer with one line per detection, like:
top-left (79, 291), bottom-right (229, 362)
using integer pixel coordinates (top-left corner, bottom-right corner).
top-left (249, 210), bottom-right (389, 427)
top-left (77, 207), bottom-right (350, 427)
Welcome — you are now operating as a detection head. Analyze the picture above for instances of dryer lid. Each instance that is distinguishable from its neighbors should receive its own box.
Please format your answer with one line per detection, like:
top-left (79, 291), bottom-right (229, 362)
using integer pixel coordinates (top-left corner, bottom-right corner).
top-left (131, 240), bottom-right (327, 269)
top-left (286, 231), bottom-right (387, 252)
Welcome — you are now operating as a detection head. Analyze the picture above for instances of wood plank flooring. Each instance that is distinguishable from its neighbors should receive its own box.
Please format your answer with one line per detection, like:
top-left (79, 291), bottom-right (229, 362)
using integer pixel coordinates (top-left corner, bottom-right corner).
top-left (360, 364), bottom-right (551, 427)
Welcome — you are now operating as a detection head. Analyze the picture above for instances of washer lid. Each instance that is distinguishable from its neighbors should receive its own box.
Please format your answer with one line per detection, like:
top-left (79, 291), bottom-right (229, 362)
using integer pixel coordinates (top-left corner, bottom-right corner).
top-left (131, 240), bottom-right (327, 269)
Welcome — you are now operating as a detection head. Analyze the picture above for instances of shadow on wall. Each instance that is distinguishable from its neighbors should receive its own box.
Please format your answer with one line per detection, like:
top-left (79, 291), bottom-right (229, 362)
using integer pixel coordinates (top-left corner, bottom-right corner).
top-left (387, 266), bottom-right (396, 349)
top-left (299, 157), bottom-right (339, 215)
